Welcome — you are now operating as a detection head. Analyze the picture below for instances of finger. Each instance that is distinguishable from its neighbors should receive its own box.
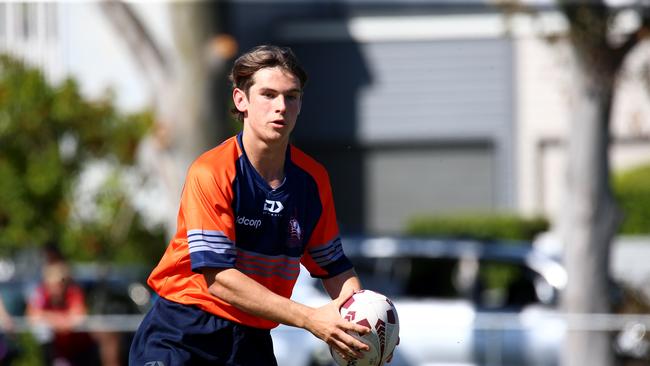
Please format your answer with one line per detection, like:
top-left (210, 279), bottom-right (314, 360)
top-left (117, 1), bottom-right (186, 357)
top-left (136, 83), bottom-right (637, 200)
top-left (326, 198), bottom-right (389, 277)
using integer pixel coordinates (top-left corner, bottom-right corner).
top-left (335, 289), bottom-right (355, 308)
top-left (340, 331), bottom-right (370, 352)
top-left (342, 321), bottom-right (371, 336)
top-left (333, 347), bottom-right (348, 361)
top-left (332, 338), bottom-right (364, 359)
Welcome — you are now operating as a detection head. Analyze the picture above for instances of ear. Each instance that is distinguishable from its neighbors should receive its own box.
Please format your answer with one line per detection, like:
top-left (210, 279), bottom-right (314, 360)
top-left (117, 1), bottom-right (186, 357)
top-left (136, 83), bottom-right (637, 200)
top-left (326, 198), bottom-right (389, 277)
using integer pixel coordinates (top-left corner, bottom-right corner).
top-left (233, 88), bottom-right (248, 113)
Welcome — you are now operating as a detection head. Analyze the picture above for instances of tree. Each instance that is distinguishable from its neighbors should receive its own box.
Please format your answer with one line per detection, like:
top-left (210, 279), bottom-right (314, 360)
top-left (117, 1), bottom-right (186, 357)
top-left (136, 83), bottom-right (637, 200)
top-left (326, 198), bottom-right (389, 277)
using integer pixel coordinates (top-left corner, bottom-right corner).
top-left (614, 163), bottom-right (650, 234)
top-left (556, 2), bottom-right (650, 365)
top-left (0, 55), bottom-right (165, 264)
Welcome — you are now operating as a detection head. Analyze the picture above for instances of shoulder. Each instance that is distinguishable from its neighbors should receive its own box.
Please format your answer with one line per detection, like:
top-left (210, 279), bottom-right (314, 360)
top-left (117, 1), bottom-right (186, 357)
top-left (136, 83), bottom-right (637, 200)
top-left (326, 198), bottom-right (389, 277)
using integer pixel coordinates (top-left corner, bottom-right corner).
top-left (29, 285), bottom-right (48, 305)
top-left (66, 284), bottom-right (86, 298)
top-left (289, 145), bottom-right (330, 184)
top-left (188, 136), bottom-right (241, 183)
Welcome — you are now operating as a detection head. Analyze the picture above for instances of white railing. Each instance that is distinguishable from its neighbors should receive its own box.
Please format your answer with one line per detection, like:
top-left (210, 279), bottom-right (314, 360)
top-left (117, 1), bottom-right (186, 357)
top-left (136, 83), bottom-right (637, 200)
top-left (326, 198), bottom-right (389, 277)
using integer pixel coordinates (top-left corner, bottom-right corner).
top-left (3, 312), bottom-right (649, 365)
top-left (4, 314), bottom-right (145, 333)
top-left (3, 312), bottom-right (650, 333)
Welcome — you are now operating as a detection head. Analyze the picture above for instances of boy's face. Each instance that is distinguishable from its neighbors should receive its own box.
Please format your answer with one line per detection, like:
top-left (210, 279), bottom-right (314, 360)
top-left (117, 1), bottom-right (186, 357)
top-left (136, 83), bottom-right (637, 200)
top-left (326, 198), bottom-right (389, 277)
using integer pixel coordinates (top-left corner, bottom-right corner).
top-left (234, 67), bottom-right (302, 144)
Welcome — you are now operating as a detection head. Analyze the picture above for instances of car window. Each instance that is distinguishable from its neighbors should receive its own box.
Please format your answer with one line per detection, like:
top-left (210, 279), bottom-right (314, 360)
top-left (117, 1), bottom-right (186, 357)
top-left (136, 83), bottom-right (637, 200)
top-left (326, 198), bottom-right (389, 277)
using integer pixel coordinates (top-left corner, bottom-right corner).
top-left (350, 257), bottom-right (460, 298)
top-left (348, 256), bottom-right (542, 310)
top-left (477, 261), bottom-right (539, 309)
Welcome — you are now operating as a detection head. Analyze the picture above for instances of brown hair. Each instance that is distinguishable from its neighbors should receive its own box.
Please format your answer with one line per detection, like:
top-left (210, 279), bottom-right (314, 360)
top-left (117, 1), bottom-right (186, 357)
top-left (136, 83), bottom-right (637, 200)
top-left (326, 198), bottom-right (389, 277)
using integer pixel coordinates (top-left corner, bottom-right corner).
top-left (229, 45), bottom-right (308, 122)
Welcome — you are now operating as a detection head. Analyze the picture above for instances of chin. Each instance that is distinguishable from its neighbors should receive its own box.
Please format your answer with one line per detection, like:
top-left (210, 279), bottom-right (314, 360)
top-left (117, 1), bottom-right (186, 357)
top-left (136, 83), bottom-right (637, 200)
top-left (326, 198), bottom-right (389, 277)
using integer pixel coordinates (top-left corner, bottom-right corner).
top-left (262, 131), bottom-right (289, 144)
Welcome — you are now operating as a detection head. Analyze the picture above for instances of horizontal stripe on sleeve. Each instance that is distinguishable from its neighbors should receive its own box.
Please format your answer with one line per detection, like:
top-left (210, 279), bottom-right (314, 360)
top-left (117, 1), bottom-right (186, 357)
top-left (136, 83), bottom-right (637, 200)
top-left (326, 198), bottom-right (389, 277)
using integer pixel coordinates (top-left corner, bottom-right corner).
top-left (308, 236), bottom-right (345, 267)
top-left (187, 229), bottom-right (233, 245)
top-left (190, 250), bottom-right (236, 271)
top-left (187, 229), bottom-right (236, 271)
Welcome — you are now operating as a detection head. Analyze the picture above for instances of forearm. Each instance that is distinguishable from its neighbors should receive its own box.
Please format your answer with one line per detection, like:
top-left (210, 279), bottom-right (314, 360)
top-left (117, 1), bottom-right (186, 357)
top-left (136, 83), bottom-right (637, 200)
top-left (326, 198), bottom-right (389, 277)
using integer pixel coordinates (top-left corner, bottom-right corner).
top-left (203, 268), bottom-right (313, 329)
top-left (0, 304), bottom-right (13, 331)
top-left (28, 311), bottom-right (85, 331)
top-left (204, 267), bottom-right (371, 360)
top-left (322, 269), bottom-right (362, 299)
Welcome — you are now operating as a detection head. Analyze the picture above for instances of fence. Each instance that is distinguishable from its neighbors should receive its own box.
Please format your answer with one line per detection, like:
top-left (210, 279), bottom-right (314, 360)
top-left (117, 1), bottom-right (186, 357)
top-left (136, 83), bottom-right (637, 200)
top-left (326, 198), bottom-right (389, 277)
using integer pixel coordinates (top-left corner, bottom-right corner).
top-left (3, 312), bottom-right (650, 365)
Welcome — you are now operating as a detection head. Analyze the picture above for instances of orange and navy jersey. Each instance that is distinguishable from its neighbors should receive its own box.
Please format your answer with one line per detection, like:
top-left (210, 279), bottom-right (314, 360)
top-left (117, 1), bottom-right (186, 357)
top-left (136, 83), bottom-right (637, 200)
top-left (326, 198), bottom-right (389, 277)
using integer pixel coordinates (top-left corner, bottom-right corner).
top-left (147, 133), bottom-right (352, 329)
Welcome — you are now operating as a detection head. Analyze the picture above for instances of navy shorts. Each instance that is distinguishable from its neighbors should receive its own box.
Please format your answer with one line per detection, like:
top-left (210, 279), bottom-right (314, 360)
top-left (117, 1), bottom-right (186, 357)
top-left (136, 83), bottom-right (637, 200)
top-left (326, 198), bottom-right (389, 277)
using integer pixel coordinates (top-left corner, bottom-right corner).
top-left (129, 297), bottom-right (278, 366)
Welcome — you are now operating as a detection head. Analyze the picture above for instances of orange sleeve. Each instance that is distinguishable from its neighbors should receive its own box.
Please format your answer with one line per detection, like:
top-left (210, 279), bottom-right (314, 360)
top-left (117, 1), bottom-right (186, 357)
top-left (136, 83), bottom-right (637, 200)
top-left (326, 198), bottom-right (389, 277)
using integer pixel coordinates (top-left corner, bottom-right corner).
top-left (300, 168), bottom-right (352, 278)
top-left (182, 158), bottom-right (237, 272)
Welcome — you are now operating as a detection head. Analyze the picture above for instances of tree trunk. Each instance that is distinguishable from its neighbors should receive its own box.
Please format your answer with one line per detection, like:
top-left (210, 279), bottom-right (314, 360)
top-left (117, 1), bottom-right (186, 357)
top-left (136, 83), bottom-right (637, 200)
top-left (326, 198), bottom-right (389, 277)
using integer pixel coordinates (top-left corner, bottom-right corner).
top-left (558, 6), bottom-right (624, 363)
top-left (100, 1), bottom-right (231, 236)
top-left (168, 2), bottom-right (228, 164)
top-left (555, 1), bottom-right (649, 364)
top-left (560, 64), bottom-right (619, 366)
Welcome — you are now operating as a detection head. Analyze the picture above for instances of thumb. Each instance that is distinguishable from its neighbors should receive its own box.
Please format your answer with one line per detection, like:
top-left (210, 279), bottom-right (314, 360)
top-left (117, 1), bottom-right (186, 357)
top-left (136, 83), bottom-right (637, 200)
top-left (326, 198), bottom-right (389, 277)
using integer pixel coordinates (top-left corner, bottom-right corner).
top-left (334, 287), bottom-right (359, 309)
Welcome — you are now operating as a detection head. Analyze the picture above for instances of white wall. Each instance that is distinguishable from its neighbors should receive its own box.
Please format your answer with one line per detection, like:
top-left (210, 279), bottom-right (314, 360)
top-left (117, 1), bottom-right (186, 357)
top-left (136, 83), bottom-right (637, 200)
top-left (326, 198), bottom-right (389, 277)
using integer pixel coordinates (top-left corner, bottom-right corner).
top-left (0, 2), bottom-right (173, 113)
top-left (515, 13), bottom-right (650, 223)
top-left (515, 35), bottom-right (572, 219)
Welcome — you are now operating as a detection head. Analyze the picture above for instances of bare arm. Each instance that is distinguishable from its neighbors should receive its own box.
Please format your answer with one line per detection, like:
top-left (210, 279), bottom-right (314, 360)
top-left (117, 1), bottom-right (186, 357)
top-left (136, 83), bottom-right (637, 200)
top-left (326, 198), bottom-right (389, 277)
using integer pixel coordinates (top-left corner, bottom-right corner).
top-left (26, 297), bottom-right (87, 332)
top-left (0, 298), bottom-right (13, 332)
top-left (203, 268), bottom-right (369, 360)
top-left (321, 269), bottom-right (362, 300)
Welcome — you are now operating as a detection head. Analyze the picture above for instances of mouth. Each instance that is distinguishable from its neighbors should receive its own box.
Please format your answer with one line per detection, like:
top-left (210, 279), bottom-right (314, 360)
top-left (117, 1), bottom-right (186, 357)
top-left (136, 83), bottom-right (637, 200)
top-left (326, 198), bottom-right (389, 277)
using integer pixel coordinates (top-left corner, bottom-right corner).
top-left (270, 119), bottom-right (286, 127)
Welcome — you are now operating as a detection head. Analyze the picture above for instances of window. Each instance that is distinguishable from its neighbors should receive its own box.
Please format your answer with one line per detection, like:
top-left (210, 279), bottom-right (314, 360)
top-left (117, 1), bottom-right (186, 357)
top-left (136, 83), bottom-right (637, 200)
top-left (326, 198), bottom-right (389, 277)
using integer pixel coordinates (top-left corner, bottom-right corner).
top-left (45, 2), bottom-right (57, 40)
top-left (348, 255), bottom-right (541, 310)
top-left (19, 3), bottom-right (30, 40)
top-left (0, 4), bottom-right (5, 40)
top-left (16, 3), bottom-right (38, 41)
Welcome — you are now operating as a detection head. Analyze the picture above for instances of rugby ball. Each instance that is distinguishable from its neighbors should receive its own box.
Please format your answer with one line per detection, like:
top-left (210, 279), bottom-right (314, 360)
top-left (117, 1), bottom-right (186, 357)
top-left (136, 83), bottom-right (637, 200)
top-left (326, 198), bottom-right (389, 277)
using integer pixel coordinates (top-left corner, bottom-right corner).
top-left (331, 290), bottom-right (400, 366)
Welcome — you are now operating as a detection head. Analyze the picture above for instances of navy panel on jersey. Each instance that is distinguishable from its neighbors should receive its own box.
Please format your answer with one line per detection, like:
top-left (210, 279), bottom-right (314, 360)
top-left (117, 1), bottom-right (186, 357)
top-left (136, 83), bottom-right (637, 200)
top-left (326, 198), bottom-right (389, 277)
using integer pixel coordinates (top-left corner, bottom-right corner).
top-left (232, 133), bottom-right (323, 259)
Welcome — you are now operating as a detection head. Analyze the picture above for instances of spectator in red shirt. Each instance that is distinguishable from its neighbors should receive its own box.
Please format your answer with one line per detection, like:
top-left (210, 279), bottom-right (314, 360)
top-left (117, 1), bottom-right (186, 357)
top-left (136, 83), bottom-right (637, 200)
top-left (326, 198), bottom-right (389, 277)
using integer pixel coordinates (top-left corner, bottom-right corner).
top-left (27, 261), bottom-right (98, 366)
top-left (0, 295), bottom-right (17, 364)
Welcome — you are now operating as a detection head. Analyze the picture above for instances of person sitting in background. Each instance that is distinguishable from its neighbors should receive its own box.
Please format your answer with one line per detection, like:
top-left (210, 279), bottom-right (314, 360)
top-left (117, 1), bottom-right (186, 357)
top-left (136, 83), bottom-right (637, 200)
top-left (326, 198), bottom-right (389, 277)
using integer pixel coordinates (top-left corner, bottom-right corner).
top-left (26, 261), bottom-right (98, 366)
top-left (0, 296), bottom-right (13, 334)
top-left (0, 296), bottom-right (17, 364)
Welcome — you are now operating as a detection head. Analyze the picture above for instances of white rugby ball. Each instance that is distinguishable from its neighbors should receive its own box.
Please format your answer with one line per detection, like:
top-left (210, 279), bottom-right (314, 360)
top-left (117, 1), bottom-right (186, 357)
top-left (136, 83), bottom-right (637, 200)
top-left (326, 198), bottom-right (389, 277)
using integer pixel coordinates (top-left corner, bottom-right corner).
top-left (331, 290), bottom-right (400, 366)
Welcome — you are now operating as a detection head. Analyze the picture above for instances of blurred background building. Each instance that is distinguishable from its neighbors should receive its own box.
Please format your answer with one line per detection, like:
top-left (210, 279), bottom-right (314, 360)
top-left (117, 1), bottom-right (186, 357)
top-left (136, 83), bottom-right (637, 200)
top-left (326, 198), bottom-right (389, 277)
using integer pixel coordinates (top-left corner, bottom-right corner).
top-left (225, 0), bottom-right (650, 236)
top-left (2, 1), bottom-right (650, 365)
top-left (0, 2), bottom-right (170, 112)
top-left (2, 0), bottom-right (649, 235)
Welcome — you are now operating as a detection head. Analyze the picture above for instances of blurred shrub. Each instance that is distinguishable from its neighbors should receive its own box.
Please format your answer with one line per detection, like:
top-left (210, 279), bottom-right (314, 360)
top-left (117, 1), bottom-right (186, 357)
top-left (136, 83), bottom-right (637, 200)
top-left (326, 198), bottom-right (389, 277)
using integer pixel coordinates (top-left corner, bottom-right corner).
top-left (10, 333), bottom-right (43, 366)
top-left (405, 213), bottom-right (549, 241)
top-left (0, 55), bottom-right (164, 264)
top-left (614, 163), bottom-right (650, 234)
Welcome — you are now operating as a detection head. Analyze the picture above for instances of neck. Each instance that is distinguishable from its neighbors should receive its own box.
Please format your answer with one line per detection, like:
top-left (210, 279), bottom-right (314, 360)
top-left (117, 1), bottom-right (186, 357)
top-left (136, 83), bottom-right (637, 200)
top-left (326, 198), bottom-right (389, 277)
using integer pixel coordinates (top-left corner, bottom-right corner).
top-left (241, 132), bottom-right (287, 189)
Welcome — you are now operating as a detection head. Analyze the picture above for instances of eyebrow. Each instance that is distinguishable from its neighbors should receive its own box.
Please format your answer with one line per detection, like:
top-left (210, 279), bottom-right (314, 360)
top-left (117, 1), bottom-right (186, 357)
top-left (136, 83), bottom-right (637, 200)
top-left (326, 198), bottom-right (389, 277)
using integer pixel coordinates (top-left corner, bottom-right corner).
top-left (258, 87), bottom-right (302, 94)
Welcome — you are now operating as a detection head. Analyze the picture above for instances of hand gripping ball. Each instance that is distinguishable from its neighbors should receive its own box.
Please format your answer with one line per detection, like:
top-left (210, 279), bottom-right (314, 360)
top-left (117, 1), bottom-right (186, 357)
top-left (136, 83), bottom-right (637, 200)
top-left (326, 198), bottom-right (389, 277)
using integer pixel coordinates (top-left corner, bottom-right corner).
top-left (331, 290), bottom-right (400, 366)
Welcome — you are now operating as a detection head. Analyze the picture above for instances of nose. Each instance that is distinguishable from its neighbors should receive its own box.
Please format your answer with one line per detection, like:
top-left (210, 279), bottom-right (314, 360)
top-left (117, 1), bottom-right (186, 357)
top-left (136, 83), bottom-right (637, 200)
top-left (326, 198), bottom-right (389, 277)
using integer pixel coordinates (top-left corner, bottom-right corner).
top-left (274, 95), bottom-right (286, 113)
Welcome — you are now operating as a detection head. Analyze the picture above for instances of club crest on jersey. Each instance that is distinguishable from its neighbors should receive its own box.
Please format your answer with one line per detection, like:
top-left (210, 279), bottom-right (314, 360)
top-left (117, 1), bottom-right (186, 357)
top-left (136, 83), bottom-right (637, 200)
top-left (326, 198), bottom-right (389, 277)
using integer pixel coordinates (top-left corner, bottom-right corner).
top-left (263, 199), bottom-right (284, 216)
top-left (287, 217), bottom-right (302, 247)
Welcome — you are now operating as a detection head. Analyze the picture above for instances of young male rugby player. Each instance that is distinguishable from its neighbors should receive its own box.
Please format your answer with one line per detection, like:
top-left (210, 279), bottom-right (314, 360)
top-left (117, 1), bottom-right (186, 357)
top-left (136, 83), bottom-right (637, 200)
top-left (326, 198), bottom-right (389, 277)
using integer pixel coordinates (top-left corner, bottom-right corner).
top-left (129, 45), bottom-right (371, 365)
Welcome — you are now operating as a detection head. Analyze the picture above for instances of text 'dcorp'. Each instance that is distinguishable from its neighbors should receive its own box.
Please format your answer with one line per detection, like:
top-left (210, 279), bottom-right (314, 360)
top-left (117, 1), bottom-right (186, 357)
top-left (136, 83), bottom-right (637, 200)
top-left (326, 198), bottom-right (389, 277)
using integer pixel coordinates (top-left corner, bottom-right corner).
top-left (236, 216), bottom-right (262, 229)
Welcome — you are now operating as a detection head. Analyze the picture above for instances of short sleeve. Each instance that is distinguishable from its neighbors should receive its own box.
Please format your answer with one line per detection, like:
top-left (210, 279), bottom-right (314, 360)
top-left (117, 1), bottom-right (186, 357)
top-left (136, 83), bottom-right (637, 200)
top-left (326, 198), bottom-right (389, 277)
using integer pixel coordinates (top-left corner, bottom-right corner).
top-left (28, 286), bottom-right (47, 310)
top-left (66, 285), bottom-right (87, 310)
top-left (301, 171), bottom-right (353, 279)
top-left (182, 161), bottom-right (237, 272)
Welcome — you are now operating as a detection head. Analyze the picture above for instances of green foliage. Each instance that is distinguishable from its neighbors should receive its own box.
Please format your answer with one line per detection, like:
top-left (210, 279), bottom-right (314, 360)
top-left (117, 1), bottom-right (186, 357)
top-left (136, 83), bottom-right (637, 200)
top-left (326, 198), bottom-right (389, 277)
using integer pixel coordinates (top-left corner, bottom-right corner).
top-left (11, 333), bottom-right (43, 366)
top-left (0, 55), bottom-right (164, 263)
top-left (614, 163), bottom-right (650, 234)
top-left (406, 213), bottom-right (549, 241)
